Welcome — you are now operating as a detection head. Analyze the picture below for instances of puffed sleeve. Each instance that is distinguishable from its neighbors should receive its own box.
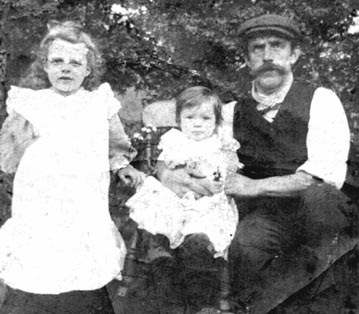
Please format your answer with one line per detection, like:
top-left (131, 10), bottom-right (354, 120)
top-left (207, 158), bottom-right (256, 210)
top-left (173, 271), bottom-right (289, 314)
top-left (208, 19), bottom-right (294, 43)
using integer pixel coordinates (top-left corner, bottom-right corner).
top-left (96, 83), bottom-right (122, 120)
top-left (93, 83), bottom-right (134, 169)
top-left (0, 86), bottom-right (38, 173)
top-left (221, 101), bottom-right (236, 138)
top-left (6, 85), bottom-right (23, 115)
top-left (5, 86), bottom-right (38, 122)
top-left (157, 128), bottom-right (190, 168)
top-left (98, 83), bottom-right (137, 170)
top-left (217, 127), bottom-right (243, 175)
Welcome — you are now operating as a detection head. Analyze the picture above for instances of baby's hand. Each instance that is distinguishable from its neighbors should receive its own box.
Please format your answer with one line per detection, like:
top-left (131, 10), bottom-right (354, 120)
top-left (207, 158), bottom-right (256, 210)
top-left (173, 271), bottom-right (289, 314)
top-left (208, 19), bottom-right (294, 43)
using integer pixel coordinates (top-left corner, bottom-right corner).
top-left (185, 160), bottom-right (207, 178)
top-left (117, 165), bottom-right (146, 188)
top-left (200, 178), bottom-right (224, 195)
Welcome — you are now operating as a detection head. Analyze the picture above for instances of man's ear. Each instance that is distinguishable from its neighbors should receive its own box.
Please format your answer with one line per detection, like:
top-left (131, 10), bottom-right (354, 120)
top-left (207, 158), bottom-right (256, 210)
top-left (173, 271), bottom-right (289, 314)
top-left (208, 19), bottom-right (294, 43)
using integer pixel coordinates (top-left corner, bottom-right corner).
top-left (290, 47), bottom-right (301, 65)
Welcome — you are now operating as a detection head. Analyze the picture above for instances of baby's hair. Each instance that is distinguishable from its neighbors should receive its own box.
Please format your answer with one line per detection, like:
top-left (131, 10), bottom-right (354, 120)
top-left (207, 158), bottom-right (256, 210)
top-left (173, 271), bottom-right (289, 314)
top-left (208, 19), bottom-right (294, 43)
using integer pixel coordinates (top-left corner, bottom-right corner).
top-left (175, 86), bottom-right (223, 125)
top-left (20, 20), bottom-right (103, 90)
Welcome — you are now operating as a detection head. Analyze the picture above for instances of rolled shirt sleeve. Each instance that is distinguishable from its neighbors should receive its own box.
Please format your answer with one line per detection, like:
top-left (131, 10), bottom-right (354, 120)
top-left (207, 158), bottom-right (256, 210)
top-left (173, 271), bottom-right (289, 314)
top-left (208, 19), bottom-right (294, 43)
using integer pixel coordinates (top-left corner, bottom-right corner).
top-left (296, 87), bottom-right (350, 189)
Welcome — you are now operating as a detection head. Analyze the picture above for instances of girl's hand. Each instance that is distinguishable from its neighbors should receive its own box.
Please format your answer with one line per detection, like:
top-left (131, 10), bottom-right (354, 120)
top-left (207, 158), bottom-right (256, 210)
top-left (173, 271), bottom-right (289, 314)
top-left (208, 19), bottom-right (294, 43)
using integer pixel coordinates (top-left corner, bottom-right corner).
top-left (117, 165), bottom-right (146, 188)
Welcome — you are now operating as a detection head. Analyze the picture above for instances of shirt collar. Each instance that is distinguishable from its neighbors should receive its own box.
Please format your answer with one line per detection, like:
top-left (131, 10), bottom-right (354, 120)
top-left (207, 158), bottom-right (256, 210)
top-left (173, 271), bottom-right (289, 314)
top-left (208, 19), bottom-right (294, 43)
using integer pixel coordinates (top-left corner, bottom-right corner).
top-left (252, 73), bottom-right (293, 112)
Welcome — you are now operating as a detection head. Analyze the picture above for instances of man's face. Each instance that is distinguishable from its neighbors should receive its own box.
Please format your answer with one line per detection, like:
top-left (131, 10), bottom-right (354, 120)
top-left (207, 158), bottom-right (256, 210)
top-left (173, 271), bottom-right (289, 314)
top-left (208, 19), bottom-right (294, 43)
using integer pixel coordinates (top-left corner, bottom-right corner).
top-left (245, 35), bottom-right (300, 94)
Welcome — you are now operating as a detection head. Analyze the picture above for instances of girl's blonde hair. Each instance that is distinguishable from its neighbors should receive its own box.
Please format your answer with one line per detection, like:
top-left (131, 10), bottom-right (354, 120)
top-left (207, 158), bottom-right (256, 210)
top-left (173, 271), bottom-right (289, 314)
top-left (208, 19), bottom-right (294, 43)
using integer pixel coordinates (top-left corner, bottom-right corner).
top-left (20, 20), bottom-right (103, 90)
top-left (175, 86), bottom-right (223, 126)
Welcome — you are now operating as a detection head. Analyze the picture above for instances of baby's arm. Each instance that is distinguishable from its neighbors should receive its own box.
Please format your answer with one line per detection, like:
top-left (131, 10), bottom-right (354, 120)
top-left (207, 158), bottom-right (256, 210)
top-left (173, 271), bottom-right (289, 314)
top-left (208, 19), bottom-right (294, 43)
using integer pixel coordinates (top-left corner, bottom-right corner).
top-left (109, 114), bottom-right (145, 187)
top-left (0, 111), bottom-right (37, 174)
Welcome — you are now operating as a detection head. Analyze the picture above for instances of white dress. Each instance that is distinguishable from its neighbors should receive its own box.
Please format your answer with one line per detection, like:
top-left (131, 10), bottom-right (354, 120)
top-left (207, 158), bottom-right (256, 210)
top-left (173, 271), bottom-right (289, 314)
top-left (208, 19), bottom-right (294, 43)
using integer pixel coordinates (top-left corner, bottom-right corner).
top-left (127, 128), bottom-right (241, 259)
top-left (0, 84), bottom-right (127, 294)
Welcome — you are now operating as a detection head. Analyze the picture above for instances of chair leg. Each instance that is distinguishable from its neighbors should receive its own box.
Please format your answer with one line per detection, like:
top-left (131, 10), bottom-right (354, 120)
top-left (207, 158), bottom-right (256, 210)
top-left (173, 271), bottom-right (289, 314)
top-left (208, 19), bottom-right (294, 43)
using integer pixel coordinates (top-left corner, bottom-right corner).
top-left (116, 229), bottom-right (139, 297)
top-left (0, 280), bottom-right (6, 310)
top-left (219, 262), bottom-right (231, 312)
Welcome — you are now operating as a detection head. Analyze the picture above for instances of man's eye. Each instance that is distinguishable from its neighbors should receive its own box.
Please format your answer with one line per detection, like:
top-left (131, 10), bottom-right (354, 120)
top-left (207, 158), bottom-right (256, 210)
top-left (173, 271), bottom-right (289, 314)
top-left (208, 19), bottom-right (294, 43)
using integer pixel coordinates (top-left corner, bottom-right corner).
top-left (252, 45), bottom-right (264, 52)
top-left (203, 116), bottom-right (211, 120)
top-left (271, 41), bottom-right (285, 49)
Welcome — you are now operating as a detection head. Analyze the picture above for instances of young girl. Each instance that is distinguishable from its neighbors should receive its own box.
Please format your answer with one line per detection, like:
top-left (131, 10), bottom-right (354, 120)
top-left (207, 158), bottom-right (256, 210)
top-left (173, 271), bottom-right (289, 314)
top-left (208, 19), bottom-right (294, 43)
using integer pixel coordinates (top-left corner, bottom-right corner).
top-left (126, 86), bottom-right (242, 311)
top-left (0, 21), bottom-right (144, 314)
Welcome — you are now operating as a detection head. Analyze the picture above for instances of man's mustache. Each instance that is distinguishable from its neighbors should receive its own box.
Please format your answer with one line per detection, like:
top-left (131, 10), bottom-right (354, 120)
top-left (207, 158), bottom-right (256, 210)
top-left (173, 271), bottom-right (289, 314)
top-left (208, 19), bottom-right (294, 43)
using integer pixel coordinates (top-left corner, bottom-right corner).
top-left (250, 63), bottom-right (286, 77)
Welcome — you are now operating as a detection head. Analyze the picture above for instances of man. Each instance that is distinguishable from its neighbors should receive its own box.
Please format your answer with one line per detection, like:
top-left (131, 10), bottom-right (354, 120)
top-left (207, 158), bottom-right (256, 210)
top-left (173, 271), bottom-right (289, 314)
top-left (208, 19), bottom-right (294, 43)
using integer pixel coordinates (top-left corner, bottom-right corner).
top-left (157, 14), bottom-right (358, 314)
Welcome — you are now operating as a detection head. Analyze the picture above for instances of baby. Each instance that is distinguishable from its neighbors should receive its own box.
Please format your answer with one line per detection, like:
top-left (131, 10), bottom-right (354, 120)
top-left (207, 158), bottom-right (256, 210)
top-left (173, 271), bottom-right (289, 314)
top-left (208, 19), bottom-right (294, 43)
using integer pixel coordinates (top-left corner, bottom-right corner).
top-left (126, 86), bottom-right (243, 310)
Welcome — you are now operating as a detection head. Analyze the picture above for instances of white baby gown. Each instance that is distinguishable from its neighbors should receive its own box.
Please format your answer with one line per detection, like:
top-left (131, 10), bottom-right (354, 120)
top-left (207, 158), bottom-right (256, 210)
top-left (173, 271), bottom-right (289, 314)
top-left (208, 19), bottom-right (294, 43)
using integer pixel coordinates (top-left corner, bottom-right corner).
top-left (127, 128), bottom-right (241, 259)
top-left (0, 84), bottom-right (126, 294)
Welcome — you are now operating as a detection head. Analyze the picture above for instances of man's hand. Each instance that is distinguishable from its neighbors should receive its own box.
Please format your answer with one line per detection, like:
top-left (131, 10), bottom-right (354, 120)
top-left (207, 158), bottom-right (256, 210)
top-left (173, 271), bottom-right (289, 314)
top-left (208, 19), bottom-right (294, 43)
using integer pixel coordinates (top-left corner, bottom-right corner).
top-left (117, 165), bottom-right (146, 188)
top-left (156, 161), bottom-right (215, 198)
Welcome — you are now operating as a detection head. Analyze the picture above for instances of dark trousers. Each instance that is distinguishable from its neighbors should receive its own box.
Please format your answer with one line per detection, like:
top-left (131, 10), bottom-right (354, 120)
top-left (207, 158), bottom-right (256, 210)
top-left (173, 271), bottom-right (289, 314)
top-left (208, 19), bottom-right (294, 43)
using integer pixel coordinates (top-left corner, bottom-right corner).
top-left (0, 286), bottom-right (115, 314)
top-left (229, 183), bottom-right (359, 312)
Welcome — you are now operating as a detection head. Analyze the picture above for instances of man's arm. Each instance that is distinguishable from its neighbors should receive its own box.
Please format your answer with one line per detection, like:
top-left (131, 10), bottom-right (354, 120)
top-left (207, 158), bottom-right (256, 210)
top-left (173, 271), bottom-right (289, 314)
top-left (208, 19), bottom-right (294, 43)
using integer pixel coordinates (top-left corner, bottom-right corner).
top-left (296, 87), bottom-right (350, 189)
top-left (225, 171), bottom-right (317, 198)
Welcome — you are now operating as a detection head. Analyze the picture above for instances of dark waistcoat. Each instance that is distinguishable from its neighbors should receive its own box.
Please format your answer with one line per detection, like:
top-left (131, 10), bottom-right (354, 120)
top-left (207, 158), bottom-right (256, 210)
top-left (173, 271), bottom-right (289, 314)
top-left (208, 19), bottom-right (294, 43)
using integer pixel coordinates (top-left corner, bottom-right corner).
top-left (233, 81), bottom-right (317, 179)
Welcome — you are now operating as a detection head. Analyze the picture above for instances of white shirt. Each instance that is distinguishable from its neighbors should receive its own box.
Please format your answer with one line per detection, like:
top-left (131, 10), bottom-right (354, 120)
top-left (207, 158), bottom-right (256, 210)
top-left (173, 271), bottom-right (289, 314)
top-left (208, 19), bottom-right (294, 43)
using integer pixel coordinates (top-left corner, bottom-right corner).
top-left (223, 86), bottom-right (350, 189)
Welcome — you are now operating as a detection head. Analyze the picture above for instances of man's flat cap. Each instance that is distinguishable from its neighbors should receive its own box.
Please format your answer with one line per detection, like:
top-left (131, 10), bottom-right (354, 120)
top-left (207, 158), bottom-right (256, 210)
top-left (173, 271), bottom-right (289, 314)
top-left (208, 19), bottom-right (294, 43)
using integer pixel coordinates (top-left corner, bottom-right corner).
top-left (238, 14), bottom-right (301, 40)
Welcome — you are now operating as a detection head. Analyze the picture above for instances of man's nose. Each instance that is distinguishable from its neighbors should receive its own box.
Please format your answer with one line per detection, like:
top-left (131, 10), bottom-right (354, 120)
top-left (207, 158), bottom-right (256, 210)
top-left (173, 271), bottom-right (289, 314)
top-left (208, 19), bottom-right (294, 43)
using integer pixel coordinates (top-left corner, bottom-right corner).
top-left (263, 45), bottom-right (274, 61)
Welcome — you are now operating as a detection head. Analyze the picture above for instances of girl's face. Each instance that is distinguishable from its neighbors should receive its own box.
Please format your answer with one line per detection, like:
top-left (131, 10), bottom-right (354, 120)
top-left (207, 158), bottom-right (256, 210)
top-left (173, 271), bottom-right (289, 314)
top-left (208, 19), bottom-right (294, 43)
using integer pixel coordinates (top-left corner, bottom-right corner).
top-left (179, 100), bottom-right (217, 141)
top-left (44, 39), bottom-right (90, 96)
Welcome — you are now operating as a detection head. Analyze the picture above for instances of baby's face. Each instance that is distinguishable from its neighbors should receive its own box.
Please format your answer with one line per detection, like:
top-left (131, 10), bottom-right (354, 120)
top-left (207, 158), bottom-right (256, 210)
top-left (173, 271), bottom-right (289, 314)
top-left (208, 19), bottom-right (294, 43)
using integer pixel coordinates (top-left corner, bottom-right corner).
top-left (44, 39), bottom-right (90, 96)
top-left (180, 100), bottom-right (216, 141)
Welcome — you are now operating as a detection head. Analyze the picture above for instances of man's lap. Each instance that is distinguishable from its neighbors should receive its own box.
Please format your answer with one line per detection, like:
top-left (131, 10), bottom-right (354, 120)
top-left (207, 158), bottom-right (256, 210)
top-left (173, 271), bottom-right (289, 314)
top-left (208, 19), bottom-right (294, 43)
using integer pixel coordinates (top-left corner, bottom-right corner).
top-left (229, 183), bottom-right (359, 313)
top-left (232, 183), bottom-right (357, 253)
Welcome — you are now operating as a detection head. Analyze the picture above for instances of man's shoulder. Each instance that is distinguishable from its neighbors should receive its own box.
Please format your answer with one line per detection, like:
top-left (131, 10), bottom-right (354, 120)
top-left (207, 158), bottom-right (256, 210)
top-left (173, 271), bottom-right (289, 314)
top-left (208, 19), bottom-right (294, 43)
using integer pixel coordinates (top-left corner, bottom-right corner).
top-left (291, 79), bottom-right (318, 91)
top-left (232, 83), bottom-right (253, 112)
top-left (312, 85), bottom-right (339, 97)
top-left (298, 83), bottom-right (342, 105)
top-left (236, 82), bottom-right (252, 99)
top-left (292, 80), bottom-right (338, 96)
